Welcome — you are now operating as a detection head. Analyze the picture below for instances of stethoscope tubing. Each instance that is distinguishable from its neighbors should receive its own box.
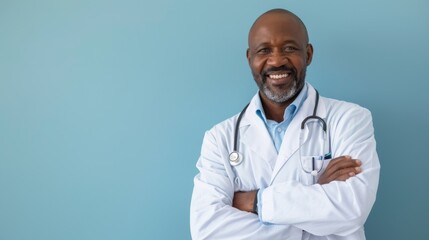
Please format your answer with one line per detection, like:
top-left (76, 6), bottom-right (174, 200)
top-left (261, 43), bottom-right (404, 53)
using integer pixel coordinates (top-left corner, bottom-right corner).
top-left (229, 89), bottom-right (329, 176)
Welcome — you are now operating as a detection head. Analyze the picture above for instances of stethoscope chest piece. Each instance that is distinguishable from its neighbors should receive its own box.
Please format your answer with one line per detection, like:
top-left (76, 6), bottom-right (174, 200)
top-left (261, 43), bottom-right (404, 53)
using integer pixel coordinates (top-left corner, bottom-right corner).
top-left (229, 151), bottom-right (242, 166)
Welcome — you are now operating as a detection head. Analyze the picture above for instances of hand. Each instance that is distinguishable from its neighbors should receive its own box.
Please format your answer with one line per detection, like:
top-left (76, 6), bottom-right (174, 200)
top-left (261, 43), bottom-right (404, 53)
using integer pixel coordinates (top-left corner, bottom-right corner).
top-left (233, 191), bottom-right (257, 213)
top-left (318, 155), bottom-right (362, 185)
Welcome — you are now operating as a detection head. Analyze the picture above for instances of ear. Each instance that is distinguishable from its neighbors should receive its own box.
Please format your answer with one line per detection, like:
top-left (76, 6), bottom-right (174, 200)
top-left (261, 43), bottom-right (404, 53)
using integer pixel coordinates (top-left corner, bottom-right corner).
top-left (246, 48), bottom-right (251, 64)
top-left (306, 44), bottom-right (314, 66)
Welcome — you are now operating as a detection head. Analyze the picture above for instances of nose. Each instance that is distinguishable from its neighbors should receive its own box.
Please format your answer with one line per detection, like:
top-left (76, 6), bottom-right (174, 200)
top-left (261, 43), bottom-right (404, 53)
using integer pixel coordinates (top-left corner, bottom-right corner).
top-left (267, 51), bottom-right (288, 67)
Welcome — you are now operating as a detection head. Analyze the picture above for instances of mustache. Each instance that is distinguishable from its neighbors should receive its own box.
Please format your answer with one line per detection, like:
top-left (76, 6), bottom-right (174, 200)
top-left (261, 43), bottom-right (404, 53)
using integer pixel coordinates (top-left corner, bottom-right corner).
top-left (262, 65), bottom-right (295, 75)
top-left (261, 65), bottom-right (295, 82)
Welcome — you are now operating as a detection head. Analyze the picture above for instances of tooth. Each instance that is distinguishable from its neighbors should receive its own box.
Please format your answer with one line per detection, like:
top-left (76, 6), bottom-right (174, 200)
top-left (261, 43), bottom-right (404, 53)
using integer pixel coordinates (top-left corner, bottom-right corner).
top-left (269, 74), bottom-right (288, 79)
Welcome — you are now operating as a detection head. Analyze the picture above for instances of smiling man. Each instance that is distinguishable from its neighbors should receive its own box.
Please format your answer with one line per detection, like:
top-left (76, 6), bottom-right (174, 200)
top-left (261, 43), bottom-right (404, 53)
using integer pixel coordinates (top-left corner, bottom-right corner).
top-left (190, 9), bottom-right (380, 240)
top-left (248, 9), bottom-right (310, 123)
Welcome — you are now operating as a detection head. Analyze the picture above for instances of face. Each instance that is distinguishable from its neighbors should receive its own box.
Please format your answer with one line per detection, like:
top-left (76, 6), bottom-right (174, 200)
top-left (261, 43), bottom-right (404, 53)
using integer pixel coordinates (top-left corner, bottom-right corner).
top-left (247, 12), bottom-right (313, 104)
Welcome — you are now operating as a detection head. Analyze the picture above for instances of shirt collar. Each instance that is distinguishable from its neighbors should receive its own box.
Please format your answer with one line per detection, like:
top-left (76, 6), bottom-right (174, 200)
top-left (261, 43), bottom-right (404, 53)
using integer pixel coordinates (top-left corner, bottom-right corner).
top-left (255, 82), bottom-right (308, 124)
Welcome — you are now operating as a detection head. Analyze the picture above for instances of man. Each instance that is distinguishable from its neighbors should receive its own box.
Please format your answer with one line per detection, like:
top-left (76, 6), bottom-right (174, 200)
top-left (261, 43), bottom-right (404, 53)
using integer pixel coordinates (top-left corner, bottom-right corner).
top-left (190, 8), bottom-right (380, 240)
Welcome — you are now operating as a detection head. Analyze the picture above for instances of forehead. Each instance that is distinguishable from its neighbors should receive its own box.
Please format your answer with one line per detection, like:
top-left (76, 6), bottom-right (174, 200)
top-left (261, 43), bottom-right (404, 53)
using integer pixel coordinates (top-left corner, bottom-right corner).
top-left (248, 12), bottom-right (308, 47)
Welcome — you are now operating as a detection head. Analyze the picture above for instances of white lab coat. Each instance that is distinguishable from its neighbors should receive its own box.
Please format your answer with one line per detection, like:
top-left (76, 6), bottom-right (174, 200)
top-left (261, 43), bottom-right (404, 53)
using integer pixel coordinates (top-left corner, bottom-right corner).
top-left (190, 84), bottom-right (380, 240)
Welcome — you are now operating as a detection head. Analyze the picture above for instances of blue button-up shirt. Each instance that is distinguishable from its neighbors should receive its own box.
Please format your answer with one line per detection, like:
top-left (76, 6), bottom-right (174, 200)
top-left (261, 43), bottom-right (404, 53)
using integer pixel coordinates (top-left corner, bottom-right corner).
top-left (255, 83), bottom-right (308, 152)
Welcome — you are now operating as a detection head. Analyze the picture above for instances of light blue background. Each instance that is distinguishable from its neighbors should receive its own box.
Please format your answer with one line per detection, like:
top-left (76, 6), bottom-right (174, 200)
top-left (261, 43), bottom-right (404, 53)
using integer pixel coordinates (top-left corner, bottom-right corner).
top-left (1, 0), bottom-right (428, 239)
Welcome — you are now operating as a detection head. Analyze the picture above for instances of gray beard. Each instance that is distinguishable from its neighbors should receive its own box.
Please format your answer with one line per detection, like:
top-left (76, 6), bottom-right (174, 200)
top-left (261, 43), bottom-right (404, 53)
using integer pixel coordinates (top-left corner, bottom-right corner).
top-left (260, 80), bottom-right (298, 104)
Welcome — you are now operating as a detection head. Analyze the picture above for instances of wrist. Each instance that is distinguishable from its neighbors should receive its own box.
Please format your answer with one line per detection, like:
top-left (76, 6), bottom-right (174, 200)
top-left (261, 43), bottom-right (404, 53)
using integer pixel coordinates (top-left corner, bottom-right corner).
top-left (252, 189), bottom-right (259, 214)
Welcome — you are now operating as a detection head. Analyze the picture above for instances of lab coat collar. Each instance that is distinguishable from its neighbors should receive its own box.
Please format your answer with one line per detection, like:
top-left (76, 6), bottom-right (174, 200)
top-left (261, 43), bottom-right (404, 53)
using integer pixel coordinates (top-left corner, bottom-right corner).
top-left (238, 94), bottom-right (277, 169)
top-left (238, 83), bottom-right (327, 179)
top-left (271, 83), bottom-right (327, 183)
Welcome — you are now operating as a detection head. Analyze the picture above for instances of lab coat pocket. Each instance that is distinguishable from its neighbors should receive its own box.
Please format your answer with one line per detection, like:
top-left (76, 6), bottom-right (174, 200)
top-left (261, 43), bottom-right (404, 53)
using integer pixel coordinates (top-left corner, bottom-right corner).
top-left (316, 157), bottom-right (332, 174)
top-left (300, 155), bottom-right (332, 184)
top-left (299, 155), bottom-right (330, 173)
top-left (230, 163), bottom-right (251, 192)
top-left (231, 165), bottom-right (255, 192)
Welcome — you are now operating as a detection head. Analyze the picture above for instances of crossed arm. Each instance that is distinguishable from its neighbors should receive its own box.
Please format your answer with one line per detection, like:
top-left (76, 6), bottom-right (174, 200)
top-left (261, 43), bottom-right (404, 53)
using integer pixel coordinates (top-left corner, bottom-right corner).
top-left (233, 156), bottom-right (362, 212)
top-left (191, 107), bottom-right (379, 239)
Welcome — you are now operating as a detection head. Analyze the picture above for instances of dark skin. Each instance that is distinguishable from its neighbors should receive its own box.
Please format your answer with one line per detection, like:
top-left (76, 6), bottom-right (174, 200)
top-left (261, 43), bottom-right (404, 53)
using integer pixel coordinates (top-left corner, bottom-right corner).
top-left (233, 9), bottom-right (362, 213)
top-left (247, 9), bottom-right (312, 122)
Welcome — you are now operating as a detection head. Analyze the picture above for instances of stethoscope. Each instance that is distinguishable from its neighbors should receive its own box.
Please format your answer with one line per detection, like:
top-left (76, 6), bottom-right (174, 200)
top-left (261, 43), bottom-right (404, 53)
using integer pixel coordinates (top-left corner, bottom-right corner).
top-left (229, 90), bottom-right (331, 176)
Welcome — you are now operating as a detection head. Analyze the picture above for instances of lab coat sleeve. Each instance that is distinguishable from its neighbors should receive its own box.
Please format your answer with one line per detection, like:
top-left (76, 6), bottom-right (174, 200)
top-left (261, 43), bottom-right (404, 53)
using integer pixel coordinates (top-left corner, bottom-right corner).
top-left (190, 129), bottom-right (291, 240)
top-left (259, 106), bottom-right (380, 236)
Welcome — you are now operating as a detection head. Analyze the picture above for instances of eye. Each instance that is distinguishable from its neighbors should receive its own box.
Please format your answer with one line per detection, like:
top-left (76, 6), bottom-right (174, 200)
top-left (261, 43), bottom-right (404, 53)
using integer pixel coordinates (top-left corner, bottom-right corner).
top-left (256, 48), bottom-right (271, 54)
top-left (284, 46), bottom-right (298, 53)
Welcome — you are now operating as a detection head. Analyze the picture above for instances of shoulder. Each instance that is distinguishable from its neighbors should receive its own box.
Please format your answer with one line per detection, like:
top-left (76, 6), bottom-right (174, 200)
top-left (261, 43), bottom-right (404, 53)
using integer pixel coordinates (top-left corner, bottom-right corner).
top-left (198, 112), bottom-right (242, 159)
top-left (205, 93), bottom-right (259, 140)
top-left (320, 96), bottom-right (374, 135)
top-left (321, 96), bottom-right (372, 118)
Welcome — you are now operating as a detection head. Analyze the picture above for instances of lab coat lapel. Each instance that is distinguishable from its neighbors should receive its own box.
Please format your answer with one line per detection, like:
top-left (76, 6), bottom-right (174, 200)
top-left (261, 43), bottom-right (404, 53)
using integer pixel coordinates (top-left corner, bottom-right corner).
top-left (239, 96), bottom-right (277, 170)
top-left (270, 85), bottom-right (327, 184)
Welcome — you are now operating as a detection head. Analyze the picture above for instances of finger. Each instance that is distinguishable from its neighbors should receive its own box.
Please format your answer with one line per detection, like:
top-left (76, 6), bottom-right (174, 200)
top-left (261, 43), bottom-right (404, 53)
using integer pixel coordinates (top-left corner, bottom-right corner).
top-left (325, 158), bottom-right (361, 173)
top-left (329, 173), bottom-right (355, 182)
top-left (324, 160), bottom-right (362, 181)
top-left (328, 156), bottom-right (361, 169)
top-left (326, 166), bottom-right (362, 182)
top-left (327, 155), bottom-right (352, 165)
top-left (333, 166), bottom-right (362, 178)
top-left (324, 156), bottom-right (353, 172)
top-left (324, 158), bottom-right (360, 177)
top-left (334, 159), bottom-right (361, 170)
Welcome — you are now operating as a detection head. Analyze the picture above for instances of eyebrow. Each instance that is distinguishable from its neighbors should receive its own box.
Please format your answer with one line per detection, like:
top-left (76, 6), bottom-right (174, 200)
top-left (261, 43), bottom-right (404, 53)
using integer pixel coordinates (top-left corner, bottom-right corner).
top-left (252, 40), bottom-right (301, 50)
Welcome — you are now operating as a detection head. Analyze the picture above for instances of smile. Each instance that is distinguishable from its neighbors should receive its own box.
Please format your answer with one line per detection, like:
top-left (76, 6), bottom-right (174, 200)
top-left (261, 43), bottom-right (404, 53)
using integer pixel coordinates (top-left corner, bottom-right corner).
top-left (269, 73), bottom-right (289, 79)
